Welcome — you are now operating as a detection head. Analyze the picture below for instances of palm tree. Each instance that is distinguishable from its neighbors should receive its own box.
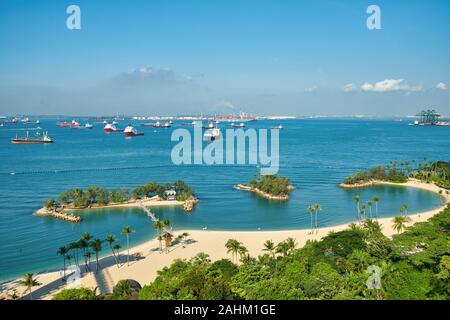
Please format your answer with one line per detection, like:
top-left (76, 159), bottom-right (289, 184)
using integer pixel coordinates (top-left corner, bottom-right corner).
top-left (307, 205), bottom-right (315, 234)
top-left (275, 241), bottom-right (290, 257)
top-left (263, 240), bottom-right (276, 257)
top-left (354, 195), bottom-right (360, 220)
top-left (392, 216), bottom-right (410, 234)
top-left (180, 232), bottom-right (190, 248)
top-left (372, 196), bottom-right (380, 218)
top-left (238, 245), bottom-right (248, 261)
top-left (80, 232), bottom-right (92, 272)
top-left (113, 244), bottom-right (122, 264)
top-left (162, 219), bottom-right (172, 237)
top-left (153, 220), bottom-right (165, 252)
top-left (106, 234), bottom-right (119, 265)
top-left (19, 273), bottom-right (41, 300)
top-left (367, 201), bottom-right (373, 219)
top-left (68, 241), bottom-right (81, 267)
top-left (360, 204), bottom-right (367, 221)
top-left (90, 239), bottom-right (102, 272)
top-left (285, 237), bottom-right (297, 254)
top-left (121, 226), bottom-right (134, 266)
top-left (225, 239), bottom-right (242, 263)
top-left (314, 204), bottom-right (321, 230)
top-left (57, 246), bottom-right (69, 280)
top-left (85, 251), bottom-right (94, 271)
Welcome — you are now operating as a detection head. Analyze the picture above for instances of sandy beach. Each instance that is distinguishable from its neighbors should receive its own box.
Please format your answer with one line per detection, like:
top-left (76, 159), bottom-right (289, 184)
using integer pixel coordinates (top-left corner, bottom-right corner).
top-left (2, 179), bottom-right (448, 300)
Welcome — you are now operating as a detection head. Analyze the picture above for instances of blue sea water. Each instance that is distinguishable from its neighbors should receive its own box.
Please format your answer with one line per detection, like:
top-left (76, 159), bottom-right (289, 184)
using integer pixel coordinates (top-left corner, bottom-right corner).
top-left (0, 119), bottom-right (448, 281)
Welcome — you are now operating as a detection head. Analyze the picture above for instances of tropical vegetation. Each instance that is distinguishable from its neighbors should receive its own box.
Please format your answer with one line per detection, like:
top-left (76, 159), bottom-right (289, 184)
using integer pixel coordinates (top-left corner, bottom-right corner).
top-left (343, 159), bottom-right (450, 188)
top-left (248, 174), bottom-right (292, 196)
top-left (43, 180), bottom-right (195, 210)
top-left (137, 204), bottom-right (450, 300)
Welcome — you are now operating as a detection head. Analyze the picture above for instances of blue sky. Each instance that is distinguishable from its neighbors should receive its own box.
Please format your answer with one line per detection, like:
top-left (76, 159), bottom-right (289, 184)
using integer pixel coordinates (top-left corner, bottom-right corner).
top-left (0, 0), bottom-right (449, 116)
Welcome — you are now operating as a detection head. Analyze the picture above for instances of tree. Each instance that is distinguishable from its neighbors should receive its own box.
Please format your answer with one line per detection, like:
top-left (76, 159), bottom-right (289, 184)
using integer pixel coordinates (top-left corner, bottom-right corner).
top-left (80, 232), bottom-right (92, 272)
top-left (90, 239), bottom-right (102, 272)
top-left (153, 220), bottom-right (165, 252)
top-left (68, 241), bottom-right (81, 268)
top-left (360, 204), bottom-right (366, 221)
top-left (225, 239), bottom-right (242, 263)
top-left (354, 195), bottom-right (360, 220)
top-left (122, 226), bottom-right (135, 266)
top-left (307, 205), bottom-right (315, 233)
top-left (19, 273), bottom-right (41, 300)
top-left (367, 201), bottom-right (373, 219)
top-left (392, 216), bottom-right (410, 234)
top-left (57, 246), bottom-right (69, 280)
top-left (106, 234), bottom-right (119, 266)
top-left (52, 288), bottom-right (98, 300)
top-left (44, 199), bottom-right (57, 210)
top-left (238, 245), bottom-right (249, 262)
top-left (263, 240), bottom-right (276, 257)
top-left (372, 196), bottom-right (380, 218)
top-left (113, 244), bottom-right (122, 264)
top-left (314, 204), bottom-right (322, 229)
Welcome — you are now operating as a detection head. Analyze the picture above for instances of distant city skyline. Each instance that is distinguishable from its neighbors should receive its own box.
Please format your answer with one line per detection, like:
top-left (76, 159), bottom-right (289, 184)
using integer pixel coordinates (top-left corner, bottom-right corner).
top-left (0, 0), bottom-right (449, 116)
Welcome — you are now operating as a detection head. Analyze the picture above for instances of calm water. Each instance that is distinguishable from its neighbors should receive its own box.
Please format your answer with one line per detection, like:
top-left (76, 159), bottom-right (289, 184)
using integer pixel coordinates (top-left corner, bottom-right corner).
top-left (0, 119), bottom-right (448, 281)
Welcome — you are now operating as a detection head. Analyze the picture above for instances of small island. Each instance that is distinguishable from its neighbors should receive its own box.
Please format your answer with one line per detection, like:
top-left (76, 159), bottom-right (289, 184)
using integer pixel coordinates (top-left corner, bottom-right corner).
top-left (340, 160), bottom-right (450, 189)
top-left (34, 180), bottom-right (198, 223)
top-left (235, 174), bottom-right (294, 200)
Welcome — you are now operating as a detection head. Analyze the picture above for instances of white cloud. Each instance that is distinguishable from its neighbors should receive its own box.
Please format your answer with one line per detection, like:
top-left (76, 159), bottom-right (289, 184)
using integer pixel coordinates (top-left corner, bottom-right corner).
top-left (436, 82), bottom-right (448, 90)
top-left (360, 79), bottom-right (422, 93)
top-left (343, 83), bottom-right (357, 92)
top-left (304, 86), bottom-right (318, 93)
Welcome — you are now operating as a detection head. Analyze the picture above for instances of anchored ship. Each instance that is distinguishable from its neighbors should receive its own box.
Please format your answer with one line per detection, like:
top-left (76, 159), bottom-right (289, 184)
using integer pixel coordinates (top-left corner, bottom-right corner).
top-left (123, 125), bottom-right (144, 136)
top-left (103, 123), bottom-right (122, 132)
top-left (11, 131), bottom-right (53, 144)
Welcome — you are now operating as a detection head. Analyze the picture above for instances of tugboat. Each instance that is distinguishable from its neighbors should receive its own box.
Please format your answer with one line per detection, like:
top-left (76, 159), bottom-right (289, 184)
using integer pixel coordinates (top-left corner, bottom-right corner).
top-left (204, 128), bottom-right (221, 141)
top-left (104, 123), bottom-right (121, 132)
top-left (123, 124), bottom-right (144, 137)
top-left (11, 131), bottom-right (53, 144)
top-left (231, 122), bottom-right (245, 128)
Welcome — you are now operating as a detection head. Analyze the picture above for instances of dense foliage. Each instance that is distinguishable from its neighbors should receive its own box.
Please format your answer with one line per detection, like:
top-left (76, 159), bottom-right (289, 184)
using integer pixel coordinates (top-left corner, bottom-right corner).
top-left (44, 180), bottom-right (194, 209)
top-left (344, 159), bottom-right (450, 188)
top-left (52, 288), bottom-right (98, 300)
top-left (139, 205), bottom-right (450, 300)
top-left (249, 175), bottom-right (292, 196)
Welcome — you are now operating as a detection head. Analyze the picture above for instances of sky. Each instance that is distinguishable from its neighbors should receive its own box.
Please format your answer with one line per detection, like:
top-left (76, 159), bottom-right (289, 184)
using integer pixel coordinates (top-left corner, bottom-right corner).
top-left (0, 0), bottom-right (449, 116)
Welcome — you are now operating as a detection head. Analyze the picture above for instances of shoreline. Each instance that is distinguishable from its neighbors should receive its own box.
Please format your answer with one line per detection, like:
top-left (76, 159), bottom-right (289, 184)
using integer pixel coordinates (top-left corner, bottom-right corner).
top-left (3, 179), bottom-right (448, 299)
top-left (234, 183), bottom-right (294, 201)
top-left (33, 197), bottom-right (195, 223)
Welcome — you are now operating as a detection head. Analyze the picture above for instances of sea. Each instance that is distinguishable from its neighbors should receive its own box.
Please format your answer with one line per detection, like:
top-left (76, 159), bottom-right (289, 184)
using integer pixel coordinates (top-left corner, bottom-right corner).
top-left (0, 118), bottom-right (448, 281)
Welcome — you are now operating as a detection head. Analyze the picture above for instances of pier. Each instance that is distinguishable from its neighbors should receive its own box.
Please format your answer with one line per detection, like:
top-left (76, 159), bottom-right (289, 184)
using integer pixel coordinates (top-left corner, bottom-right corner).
top-left (138, 202), bottom-right (171, 233)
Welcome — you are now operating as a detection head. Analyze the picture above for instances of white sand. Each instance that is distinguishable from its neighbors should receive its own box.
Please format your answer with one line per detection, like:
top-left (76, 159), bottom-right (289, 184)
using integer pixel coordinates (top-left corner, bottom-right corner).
top-left (2, 179), bottom-right (448, 300)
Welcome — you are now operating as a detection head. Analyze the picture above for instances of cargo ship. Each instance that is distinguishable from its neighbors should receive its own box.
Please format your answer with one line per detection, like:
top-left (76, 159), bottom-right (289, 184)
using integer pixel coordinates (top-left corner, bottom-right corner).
top-left (57, 120), bottom-right (80, 127)
top-left (11, 131), bottom-right (53, 144)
